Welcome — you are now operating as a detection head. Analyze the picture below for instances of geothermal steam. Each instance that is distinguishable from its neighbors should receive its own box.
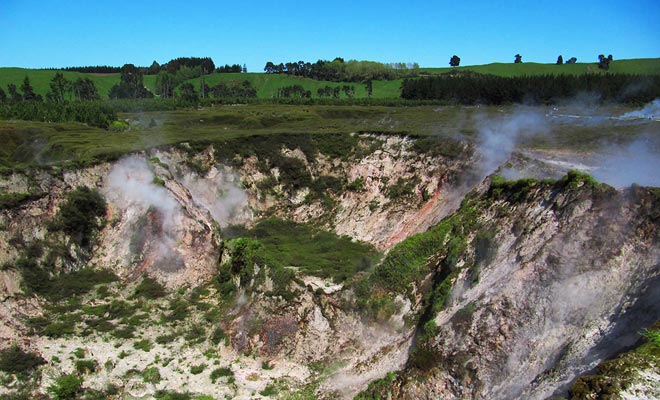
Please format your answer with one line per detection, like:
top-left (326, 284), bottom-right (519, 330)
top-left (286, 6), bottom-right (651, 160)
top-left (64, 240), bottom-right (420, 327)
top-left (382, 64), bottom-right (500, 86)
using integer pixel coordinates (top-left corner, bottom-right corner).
top-left (474, 108), bottom-right (548, 179)
top-left (181, 168), bottom-right (249, 227)
top-left (104, 155), bottom-right (184, 269)
top-left (620, 98), bottom-right (660, 121)
top-left (591, 138), bottom-right (660, 188)
top-left (476, 102), bottom-right (660, 189)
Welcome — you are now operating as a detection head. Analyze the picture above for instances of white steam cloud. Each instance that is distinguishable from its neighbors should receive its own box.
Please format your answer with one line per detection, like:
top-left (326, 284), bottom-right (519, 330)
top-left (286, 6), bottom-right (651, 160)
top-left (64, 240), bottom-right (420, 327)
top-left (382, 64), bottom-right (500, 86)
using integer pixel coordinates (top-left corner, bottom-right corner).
top-left (104, 155), bottom-right (181, 228)
top-left (181, 168), bottom-right (249, 227)
top-left (620, 98), bottom-right (660, 121)
top-left (104, 155), bottom-right (184, 271)
top-left (591, 138), bottom-right (660, 188)
top-left (475, 109), bottom-right (549, 179)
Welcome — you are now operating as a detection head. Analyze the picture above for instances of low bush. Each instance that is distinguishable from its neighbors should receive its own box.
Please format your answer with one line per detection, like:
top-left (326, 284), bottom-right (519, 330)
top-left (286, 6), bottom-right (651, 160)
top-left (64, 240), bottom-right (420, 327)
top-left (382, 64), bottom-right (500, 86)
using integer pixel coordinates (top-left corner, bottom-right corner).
top-left (210, 367), bottom-right (233, 383)
top-left (47, 374), bottom-right (83, 400)
top-left (143, 366), bottom-right (161, 383)
top-left (0, 345), bottom-right (45, 376)
top-left (189, 364), bottom-right (206, 375)
top-left (133, 339), bottom-right (152, 352)
top-left (49, 186), bottom-right (106, 247)
top-left (74, 359), bottom-right (97, 374)
top-left (132, 276), bottom-right (166, 299)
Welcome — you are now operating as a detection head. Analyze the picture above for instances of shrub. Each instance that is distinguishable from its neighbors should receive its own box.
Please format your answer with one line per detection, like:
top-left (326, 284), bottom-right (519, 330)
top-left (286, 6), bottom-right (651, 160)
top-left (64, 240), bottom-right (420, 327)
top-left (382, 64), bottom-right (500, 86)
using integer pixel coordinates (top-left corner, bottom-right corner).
top-left (210, 367), bottom-right (233, 383)
top-left (156, 333), bottom-right (177, 345)
top-left (165, 298), bottom-right (190, 322)
top-left (75, 359), bottom-right (97, 374)
top-left (133, 339), bottom-right (152, 352)
top-left (386, 177), bottom-right (419, 200)
top-left (260, 384), bottom-right (278, 396)
top-left (153, 391), bottom-right (192, 400)
top-left (47, 268), bottom-right (118, 301)
top-left (0, 345), bottom-right (45, 376)
top-left (50, 186), bottom-right (106, 247)
top-left (210, 326), bottom-right (227, 345)
top-left (43, 320), bottom-right (76, 338)
top-left (142, 366), bottom-right (161, 383)
top-left (346, 177), bottom-right (365, 192)
top-left (184, 325), bottom-right (206, 343)
top-left (111, 325), bottom-right (135, 339)
top-left (47, 374), bottom-right (83, 400)
top-left (559, 169), bottom-right (600, 190)
top-left (72, 348), bottom-right (85, 358)
top-left (132, 276), bottom-right (166, 299)
top-left (190, 364), bottom-right (206, 375)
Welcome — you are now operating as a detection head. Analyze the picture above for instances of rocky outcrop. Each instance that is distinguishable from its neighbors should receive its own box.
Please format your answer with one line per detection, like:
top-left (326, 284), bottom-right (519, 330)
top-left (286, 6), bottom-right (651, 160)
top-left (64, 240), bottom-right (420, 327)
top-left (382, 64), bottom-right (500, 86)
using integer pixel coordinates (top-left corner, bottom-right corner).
top-left (384, 179), bottom-right (660, 399)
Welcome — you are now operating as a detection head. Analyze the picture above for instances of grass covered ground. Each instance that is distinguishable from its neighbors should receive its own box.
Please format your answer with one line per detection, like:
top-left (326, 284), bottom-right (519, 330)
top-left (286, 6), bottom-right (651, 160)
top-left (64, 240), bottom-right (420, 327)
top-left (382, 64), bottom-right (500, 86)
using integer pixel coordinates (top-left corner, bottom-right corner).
top-left (0, 103), bottom-right (655, 172)
top-left (419, 58), bottom-right (660, 77)
top-left (2, 58), bottom-right (658, 100)
top-left (231, 218), bottom-right (382, 282)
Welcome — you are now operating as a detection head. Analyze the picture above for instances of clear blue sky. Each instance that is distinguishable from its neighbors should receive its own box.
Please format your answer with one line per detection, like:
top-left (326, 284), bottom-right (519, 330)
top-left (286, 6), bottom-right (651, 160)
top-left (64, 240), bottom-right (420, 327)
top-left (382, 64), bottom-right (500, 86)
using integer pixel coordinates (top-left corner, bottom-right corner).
top-left (1, 0), bottom-right (658, 70)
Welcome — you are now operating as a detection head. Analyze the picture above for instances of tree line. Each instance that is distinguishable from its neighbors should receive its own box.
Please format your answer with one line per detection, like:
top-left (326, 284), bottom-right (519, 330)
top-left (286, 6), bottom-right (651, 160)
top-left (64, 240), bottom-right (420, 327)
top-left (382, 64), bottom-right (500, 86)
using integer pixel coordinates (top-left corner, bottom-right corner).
top-left (0, 75), bottom-right (114, 127)
top-left (47, 57), bottom-right (247, 76)
top-left (400, 71), bottom-right (660, 104)
top-left (264, 58), bottom-right (419, 82)
top-left (42, 65), bottom-right (121, 74)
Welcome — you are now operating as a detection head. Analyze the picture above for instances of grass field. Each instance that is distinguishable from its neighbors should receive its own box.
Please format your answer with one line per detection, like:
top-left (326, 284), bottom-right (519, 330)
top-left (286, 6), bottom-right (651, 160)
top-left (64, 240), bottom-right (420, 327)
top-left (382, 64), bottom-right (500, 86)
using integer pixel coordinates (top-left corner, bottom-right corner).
top-left (2, 58), bottom-right (658, 100)
top-left (419, 58), bottom-right (660, 77)
top-left (0, 68), bottom-right (121, 99)
top-left (1, 103), bottom-right (655, 172)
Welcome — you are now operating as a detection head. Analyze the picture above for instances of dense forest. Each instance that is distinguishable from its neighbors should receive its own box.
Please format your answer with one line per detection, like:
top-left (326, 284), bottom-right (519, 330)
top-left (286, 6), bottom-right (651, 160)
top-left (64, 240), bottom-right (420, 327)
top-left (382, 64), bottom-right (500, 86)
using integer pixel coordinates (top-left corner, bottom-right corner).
top-left (401, 72), bottom-right (660, 104)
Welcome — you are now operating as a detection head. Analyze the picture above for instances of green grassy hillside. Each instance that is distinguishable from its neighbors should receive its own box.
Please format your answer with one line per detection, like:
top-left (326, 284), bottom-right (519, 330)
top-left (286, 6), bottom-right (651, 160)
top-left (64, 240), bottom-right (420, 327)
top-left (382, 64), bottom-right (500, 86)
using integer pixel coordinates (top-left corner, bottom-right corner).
top-left (1, 103), bottom-right (653, 172)
top-left (185, 72), bottom-right (371, 99)
top-left (419, 58), bottom-right (660, 77)
top-left (0, 68), bottom-right (121, 99)
top-left (1, 58), bottom-right (658, 100)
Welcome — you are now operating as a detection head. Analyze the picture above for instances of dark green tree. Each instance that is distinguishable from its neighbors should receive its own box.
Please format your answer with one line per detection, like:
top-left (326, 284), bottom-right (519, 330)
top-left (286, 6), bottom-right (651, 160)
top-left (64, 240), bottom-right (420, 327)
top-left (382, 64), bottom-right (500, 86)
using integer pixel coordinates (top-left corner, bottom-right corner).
top-left (21, 76), bottom-right (37, 101)
top-left (47, 72), bottom-right (70, 103)
top-left (449, 55), bottom-right (461, 67)
top-left (179, 82), bottom-right (198, 102)
top-left (147, 60), bottom-right (161, 74)
top-left (365, 80), bottom-right (373, 98)
top-left (598, 54), bottom-right (611, 70)
top-left (514, 54), bottom-right (522, 63)
top-left (7, 84), bottom-right (22, 102)
top-left (51, 186), bottom-right (107, 247)
top-left (264, 62), bottom-right (276, 73)
top-left (108, 64), bottom-right (152, 99)
top-left (155, 71), bottom-right (175, 98)
top-left (556, 55), bottom-right (563, 65)
top-left (71, 78), bottom-right (100, 100)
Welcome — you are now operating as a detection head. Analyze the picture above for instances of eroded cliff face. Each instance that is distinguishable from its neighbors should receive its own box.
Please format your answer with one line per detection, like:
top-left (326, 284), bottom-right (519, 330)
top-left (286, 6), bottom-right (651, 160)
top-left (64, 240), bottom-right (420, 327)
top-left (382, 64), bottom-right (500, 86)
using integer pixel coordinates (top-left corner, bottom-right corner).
top-left (1, 133), bottom-right (658, 399)
top-left (0, 133), bottom-right (472, 399)
top-left (382, 178), bottom-right (660, 400)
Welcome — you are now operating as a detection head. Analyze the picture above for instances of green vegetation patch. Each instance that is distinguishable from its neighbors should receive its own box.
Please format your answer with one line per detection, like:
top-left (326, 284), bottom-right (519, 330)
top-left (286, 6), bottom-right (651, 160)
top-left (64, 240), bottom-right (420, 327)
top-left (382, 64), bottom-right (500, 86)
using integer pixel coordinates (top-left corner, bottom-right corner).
top-left (209, 367), bottom-right (233, 383)
top-left (568, 325), bottom-right (660, 399)
top-left (0, 192), bottom-right (42, 210)
top-left (47, 374), bottom-right (83, 400)
top-left (132, 276), bottom-right (167, 299)
top-left (49, 186), bottom-right (107, 247)
top-left (21, 266), bottom-right (117, 301)
top-left (0, 345), bottom-right (45, 377)
top-left (241, 217), bottom-right (381, 283)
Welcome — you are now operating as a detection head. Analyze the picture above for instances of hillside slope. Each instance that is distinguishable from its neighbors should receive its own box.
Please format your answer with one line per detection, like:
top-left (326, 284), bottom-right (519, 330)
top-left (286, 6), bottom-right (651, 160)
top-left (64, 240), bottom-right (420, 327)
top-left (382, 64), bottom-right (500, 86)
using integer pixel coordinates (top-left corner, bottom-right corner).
top-left (2, 58), bottom-right (658, 100)
top-left (364, 175), bottom-right (660, 399)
